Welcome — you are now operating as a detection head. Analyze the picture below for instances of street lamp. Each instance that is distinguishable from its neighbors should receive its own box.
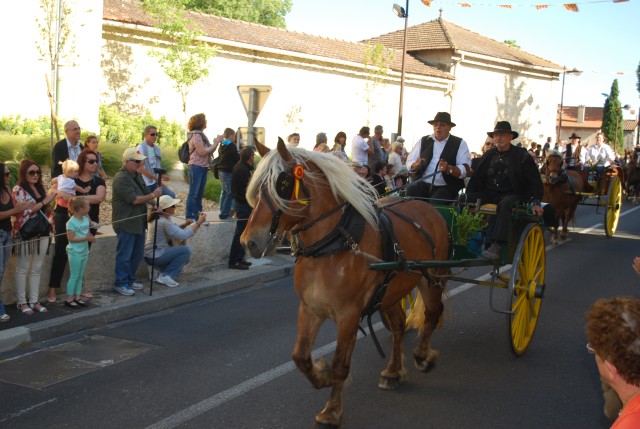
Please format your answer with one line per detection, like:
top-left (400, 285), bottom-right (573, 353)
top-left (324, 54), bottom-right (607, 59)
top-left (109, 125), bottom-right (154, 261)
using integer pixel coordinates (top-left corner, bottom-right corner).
top-left (556, 66), bottom-right (582, 143)
top-left (393, 1), bottom-right (409, 136)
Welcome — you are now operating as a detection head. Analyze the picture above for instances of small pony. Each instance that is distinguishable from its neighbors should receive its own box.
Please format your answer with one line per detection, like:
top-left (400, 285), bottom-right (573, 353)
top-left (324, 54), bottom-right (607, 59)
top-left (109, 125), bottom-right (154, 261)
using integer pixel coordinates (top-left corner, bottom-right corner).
top-left (241, 139), bottom-right (449, 428)
top-left (542, 151), bottom-right (585, 243)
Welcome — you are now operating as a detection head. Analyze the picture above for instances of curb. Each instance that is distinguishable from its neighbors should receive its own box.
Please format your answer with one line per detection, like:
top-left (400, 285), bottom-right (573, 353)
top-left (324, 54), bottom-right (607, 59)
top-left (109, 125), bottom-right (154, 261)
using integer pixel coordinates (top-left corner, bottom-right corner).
top-left (0, 263), bottom-right (293, 354)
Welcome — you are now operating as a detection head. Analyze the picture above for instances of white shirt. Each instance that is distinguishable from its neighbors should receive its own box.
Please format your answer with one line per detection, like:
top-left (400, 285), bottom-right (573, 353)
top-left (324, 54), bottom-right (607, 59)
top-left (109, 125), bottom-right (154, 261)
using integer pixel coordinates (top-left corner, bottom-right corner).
top-left (57, 174), bottom-right (77, 194)
top-left (588, 144), bottom-right (615, 167)
top-left (66, 138), bottom-right (82, 161)
top-left (406, 134), bottom-right (472, 187)
top-left (351, 135), bottom-right (369, 166)
top-left (566, 143), bottom-right (587, 166)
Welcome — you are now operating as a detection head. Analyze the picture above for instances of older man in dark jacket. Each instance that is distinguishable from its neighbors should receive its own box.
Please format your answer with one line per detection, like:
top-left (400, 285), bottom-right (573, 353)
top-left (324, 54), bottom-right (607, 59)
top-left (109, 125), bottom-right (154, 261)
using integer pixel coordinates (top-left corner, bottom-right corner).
top-left (466, 121), bottom-right (543, 259)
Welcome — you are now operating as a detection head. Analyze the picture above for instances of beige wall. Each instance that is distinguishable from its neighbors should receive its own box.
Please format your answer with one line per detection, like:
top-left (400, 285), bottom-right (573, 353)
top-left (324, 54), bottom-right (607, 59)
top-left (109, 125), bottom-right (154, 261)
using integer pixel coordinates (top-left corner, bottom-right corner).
top-left (0, 0), bottom-right (103, 132)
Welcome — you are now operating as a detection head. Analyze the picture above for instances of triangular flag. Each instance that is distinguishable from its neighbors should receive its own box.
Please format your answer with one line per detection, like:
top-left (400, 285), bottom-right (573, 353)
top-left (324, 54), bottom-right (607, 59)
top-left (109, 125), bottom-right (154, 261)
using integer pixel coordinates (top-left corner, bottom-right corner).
top-left (459, 2), bottom-right (472, 6)
top-left (612, 0), bottom-right (629, 3)
top-left (563, 3), bottom-right (579, 11)
top-left (421, 0), bottom-right (432, 6)
top-left (535, 4), bottom-right (549, 9)
top-left (499, 4), bottom-right (513, 8)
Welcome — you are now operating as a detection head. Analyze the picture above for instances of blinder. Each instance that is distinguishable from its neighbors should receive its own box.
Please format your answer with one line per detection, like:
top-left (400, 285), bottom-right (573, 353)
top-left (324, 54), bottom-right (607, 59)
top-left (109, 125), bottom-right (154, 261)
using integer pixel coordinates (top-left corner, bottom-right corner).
top-left (264, 164), bottom-right (311, 237)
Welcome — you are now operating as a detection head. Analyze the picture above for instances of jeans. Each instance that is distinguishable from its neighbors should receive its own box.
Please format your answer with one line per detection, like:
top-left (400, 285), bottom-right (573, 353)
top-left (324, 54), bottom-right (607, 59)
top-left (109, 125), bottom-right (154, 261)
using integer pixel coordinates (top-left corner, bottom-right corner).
top-left (15, 236), bottom-right (49, 305)
top-left (228, 202), bottom-right (251, 265)
top-left (49, 207), bottom-right (69, 289)
top-left (148, 182), bottom-right (176, 198)
top-left (219, 171), bottom-right (235, 219)
top-left (114, 230), bottom-right (145, 288)
top-left (186, 165), bottom-right (208, 220)
top-left (144, 246), bottom-right (192, 279)
top-left (0, 229), bottom-right (11, 314)
top-left (66, 250), bottom-right (89, 296)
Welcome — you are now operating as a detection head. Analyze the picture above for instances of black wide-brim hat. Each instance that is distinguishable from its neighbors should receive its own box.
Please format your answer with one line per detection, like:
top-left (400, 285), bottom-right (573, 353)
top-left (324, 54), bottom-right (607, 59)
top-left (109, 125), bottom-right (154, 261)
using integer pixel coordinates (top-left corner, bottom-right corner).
top-left (487, 121), bottom-right (519, 139)
top-left (427, 112), bottom-right (456, 127)
top-left (569, 132), bottom-right (581, 140)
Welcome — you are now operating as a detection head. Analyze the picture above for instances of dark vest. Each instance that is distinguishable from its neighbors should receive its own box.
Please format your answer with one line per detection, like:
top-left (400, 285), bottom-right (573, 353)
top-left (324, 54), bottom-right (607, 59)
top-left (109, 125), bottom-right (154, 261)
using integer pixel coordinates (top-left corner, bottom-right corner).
top-left (419, 135), bottom-right (465, 192)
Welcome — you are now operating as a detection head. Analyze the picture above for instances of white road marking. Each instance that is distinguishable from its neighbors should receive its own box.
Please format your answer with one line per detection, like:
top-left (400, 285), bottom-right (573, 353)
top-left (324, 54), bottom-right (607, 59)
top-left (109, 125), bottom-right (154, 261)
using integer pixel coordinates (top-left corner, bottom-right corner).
top-left (146, 206), bottom-right (637, 428)
top-left (0, 398), bottom-right (57, 423)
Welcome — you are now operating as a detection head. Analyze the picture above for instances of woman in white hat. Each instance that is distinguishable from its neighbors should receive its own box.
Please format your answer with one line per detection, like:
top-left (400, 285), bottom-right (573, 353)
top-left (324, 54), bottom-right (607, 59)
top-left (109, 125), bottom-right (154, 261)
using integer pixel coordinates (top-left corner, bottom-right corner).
top-left (144, 195), bottom-right (207, 287)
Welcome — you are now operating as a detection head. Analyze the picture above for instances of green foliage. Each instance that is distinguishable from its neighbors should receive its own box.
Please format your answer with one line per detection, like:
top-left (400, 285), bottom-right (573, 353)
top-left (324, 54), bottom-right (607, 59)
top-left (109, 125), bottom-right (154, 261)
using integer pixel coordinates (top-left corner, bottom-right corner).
top-left (142, 0), bottom-right (218, 116)
top-left (0, 135), bottom-right (29, 163)
top-left (23, 137), bottom-right (53, 167)
top-left (36, 0), bottom-right (75, 72)
top-left (454, 207), bottom-right (486, 246)
top-left (98, 104), bottom-right (184, 148)
top-left (183, 0), bottom-right (292, 28)
top-left (602, 80), bottom-right (624, 154)
top-left (204, 171), bottom-right (221, 203)
top-left (362, 43), bottom-right (394, 125)
top-left (503, 40), bottom-right (520, 49)
top-left (0, 115), bottom-right (54, 136)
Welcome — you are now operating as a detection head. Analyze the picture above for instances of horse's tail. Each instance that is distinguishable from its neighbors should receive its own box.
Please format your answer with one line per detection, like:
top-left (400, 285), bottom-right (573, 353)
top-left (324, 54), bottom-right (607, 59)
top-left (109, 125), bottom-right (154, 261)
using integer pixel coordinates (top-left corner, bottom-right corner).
top-left (406, 292), bottom-right (425, 333)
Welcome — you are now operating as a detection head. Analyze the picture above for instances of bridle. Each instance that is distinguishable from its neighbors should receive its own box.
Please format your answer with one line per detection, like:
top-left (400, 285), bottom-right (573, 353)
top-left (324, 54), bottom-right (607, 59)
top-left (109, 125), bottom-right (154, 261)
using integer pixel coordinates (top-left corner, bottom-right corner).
top-left (545, 153), bottom-right (565, 185)
top-left (261, 163), bottom-right (311, 238)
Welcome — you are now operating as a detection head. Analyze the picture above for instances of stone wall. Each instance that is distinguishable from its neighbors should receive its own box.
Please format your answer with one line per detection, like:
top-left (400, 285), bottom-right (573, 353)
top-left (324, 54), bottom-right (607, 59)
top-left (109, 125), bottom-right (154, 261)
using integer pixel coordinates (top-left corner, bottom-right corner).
top-left (0, 211), bottom-right (236, 305)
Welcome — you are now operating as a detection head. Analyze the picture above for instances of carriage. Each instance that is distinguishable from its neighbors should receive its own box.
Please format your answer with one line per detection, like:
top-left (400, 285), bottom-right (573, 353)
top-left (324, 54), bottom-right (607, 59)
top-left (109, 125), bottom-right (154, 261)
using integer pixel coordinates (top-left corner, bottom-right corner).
top-left (241, 140), bottom-right (554, 427)
top-left (542, 151), bottom-right (623, 240)
top-left (369, 201), bottom-right (546, 356)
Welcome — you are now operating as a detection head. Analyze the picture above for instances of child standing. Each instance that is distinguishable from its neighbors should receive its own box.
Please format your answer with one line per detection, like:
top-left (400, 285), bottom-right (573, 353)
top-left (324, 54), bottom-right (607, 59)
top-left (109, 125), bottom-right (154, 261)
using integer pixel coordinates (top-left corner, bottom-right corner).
top-left (84, 135), bottom-right (108, 180)
top-left (52, 160), bottom-right (90, 209)
top-left (65, 197), bottom-right (97, 309)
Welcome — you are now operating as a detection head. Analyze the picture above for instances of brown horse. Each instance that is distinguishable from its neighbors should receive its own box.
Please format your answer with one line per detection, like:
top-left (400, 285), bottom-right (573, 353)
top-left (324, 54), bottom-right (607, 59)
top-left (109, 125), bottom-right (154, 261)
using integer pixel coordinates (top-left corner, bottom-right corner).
top-left (241, 140), bottom-right (449, 428)
top-left (543, 152), bottom-right (585, 243)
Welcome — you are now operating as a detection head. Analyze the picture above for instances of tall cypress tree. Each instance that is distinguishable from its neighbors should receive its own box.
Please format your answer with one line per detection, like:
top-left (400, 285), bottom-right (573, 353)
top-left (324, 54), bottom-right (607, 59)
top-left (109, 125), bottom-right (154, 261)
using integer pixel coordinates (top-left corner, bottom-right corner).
top-left (602, 79), bottom-right (623, 154)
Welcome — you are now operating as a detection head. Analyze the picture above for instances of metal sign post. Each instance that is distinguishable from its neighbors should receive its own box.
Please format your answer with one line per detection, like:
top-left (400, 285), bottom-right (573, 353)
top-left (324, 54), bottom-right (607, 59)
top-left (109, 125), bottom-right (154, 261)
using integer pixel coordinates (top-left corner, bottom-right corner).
top-left (237, 85), bottom-right (271, 146)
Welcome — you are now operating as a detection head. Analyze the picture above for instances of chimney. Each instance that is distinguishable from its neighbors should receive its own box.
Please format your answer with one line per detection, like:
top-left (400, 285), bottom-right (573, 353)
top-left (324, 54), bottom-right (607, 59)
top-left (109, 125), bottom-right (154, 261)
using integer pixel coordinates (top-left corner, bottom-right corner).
top-left (577, 105), bottom-right (586, 123)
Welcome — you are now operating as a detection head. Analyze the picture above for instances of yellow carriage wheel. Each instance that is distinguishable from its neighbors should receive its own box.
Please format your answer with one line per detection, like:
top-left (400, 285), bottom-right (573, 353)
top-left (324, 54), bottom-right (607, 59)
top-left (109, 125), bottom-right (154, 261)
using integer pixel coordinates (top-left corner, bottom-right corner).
top-left (507, 223), bottom-right (546, 356)
top-left (604, 175), bottom-right (622, 238)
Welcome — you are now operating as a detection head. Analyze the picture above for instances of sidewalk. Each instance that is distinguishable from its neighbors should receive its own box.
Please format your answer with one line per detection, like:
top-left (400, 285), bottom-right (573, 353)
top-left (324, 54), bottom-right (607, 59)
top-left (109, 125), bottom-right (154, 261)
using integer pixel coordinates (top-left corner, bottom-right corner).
top-left (0, 254), bottom-right (295, 354)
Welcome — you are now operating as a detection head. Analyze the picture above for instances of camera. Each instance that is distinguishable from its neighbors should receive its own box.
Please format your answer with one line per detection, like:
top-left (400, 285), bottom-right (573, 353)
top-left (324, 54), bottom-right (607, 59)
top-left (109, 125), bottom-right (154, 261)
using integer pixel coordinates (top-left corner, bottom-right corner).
top-left (153, 168), bottom-right (167, 175)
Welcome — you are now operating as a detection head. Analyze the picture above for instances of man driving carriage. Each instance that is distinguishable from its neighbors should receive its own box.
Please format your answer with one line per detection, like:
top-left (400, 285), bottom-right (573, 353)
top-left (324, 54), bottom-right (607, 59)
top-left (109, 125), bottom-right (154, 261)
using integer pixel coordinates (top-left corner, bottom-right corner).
top-left (405, 112), bottom-right (472, 202)
top-left (465, 121), bottom-right (544, 259)
top-left (587, 132), bottom-right (616, 176)
top-left (565, 132), bottom-right (586, 171)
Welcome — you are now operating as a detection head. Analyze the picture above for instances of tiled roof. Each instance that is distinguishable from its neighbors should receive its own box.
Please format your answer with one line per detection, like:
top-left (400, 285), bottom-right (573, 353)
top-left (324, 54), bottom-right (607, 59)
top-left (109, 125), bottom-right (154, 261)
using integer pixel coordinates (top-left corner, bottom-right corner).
top-left (102, 0), bottom-right (452, 80)
top-left (365, 18), bottom-right (561, 70)
top-left (556, 106), bottom-right (603, 129)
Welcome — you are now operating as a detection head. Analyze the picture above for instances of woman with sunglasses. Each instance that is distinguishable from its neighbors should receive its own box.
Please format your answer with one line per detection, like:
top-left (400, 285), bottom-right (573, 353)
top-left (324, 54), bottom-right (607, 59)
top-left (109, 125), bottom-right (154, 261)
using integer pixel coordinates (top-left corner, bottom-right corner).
top-left (13, 160), bottom-right (56, 315)
top-left (0, 164), bottom-right (32, 322)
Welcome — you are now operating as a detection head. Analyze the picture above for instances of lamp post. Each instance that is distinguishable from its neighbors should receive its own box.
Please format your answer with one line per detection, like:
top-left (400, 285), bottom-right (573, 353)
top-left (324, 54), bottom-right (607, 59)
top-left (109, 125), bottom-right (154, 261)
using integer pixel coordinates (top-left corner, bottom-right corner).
top-left (393, 1), bottom-right (409, 136)
top-left (556, 66), bottom-right (582, 143)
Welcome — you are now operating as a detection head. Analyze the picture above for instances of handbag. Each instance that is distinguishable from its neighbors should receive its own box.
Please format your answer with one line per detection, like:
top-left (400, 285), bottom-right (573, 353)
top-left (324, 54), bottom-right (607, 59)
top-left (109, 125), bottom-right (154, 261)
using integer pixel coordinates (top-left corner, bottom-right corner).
top-left (19, 210), bottom-right (51, 240)
top-left (210, 156), bottom-right (221, 179)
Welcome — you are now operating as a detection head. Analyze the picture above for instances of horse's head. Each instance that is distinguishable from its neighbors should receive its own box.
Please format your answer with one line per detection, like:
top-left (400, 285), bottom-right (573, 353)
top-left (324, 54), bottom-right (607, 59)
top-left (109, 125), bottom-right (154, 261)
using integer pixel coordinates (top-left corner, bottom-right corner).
top-left (545, 152), bottom-right (564, 185)
top-left (241, 138), bottom-right (378, 258)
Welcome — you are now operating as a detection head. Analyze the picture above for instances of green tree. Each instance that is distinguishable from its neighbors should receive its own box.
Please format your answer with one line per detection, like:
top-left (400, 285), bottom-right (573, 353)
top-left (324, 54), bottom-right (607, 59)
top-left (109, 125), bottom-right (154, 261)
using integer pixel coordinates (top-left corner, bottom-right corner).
top-left (142, 0), bottom-right (217, 122)
top-left (602, 79), bottom-right (624, 154)
top-left (183, 0), bottom-right (292, 28)
top-left (503, 40), bottom-right (520, 49)
top-left (362, 43), bottom-right (395, 126)
top-left (35, 0), bottom-right (75, 144)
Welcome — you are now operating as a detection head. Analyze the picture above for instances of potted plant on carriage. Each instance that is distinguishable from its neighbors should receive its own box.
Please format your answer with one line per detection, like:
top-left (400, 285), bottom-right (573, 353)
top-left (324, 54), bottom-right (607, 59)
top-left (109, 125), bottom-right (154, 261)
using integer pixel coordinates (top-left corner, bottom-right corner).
top-left (453, 206), bottom-right (486, 257)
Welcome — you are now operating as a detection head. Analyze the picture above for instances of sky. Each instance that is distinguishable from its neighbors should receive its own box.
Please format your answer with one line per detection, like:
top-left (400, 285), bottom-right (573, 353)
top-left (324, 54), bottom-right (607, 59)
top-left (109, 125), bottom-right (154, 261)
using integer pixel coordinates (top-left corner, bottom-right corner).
top-left (285, 0), bottom-right (640, 119)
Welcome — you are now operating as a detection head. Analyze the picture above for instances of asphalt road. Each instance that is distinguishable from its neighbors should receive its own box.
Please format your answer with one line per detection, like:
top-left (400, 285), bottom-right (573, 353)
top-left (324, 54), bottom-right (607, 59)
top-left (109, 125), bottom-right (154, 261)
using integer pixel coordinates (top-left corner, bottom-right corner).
top-left (1, 200), bottom-right (639, 429)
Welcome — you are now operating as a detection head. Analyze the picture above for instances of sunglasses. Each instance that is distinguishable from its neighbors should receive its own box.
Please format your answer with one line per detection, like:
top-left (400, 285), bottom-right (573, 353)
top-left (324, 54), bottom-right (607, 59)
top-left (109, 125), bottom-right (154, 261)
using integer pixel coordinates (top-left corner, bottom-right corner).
top-left (27, 170), bottom-right (41, 176)
top-left (149, 133), bottom-right (158, 137)
top-left (128, 159), bottom-right (142, 164)
top-left (586, 343), bottom-right (595, 354)
top-left (86, 159), bottom-right (98, 164)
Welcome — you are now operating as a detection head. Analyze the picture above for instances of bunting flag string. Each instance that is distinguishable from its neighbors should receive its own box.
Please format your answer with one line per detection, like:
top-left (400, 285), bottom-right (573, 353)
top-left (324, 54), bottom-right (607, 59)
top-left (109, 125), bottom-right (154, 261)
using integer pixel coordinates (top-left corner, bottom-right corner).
top-left (420, 0), bottom-right (628, 12)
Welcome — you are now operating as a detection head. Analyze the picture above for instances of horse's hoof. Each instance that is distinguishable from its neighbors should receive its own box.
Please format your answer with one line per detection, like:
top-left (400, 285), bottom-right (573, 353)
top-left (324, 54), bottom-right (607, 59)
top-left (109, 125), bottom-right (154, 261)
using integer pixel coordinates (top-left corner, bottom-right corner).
top-left (378, 374), bottom-right (401, 390)
top-left (315, 423), bottom-right (339, 429)
top-left (414, 349), bottom-right (439, 373)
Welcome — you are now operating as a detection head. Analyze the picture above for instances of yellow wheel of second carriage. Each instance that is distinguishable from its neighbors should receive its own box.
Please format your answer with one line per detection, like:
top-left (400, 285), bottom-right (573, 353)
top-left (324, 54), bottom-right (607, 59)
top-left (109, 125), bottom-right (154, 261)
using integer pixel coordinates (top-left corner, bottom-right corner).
top-left (507, 223), bottom-right (545, 356)
top-left (604, 175), bottom-right (622, 238)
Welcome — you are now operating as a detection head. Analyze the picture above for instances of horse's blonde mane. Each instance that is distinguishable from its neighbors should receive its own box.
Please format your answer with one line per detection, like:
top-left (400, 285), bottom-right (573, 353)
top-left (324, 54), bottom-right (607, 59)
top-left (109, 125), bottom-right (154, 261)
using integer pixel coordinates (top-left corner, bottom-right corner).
top-left (247, 147), bottom-right (379, 227)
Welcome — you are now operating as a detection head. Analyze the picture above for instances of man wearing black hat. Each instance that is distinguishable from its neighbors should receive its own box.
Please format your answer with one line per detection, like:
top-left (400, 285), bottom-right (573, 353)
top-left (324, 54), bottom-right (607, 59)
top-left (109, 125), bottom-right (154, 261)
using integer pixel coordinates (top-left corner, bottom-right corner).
top-left (405, 112), bottom-right (472, 202)
top-left (466, 121), bottom-right (544, 259)
top-left (565, 132), bottom-right (584, 171)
